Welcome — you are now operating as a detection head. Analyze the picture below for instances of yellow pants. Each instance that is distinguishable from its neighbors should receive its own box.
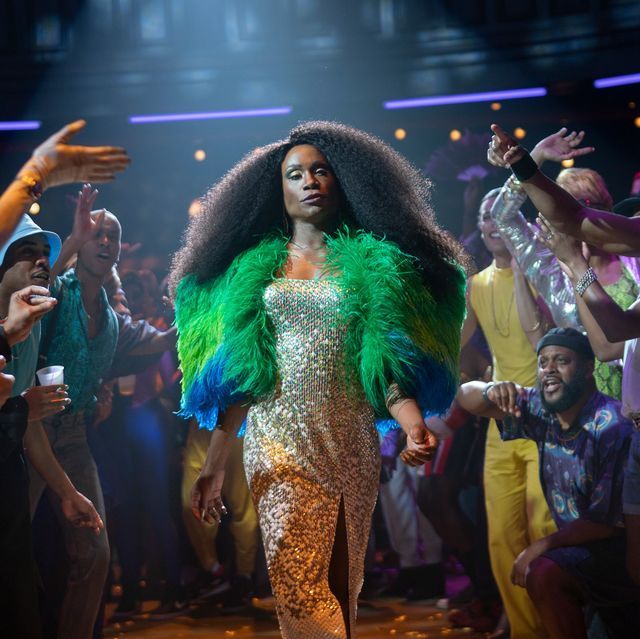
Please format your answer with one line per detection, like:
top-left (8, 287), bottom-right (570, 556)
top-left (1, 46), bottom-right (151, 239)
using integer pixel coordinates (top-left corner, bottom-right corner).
top-left (484, 420), bottom-right (556, 639)
top-left (181, 421), bottom-right (259, 575)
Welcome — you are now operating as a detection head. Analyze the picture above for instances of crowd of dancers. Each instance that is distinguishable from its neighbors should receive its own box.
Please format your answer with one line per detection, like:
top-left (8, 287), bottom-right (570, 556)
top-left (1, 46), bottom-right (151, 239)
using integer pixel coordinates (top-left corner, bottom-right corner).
top-left (0, 118), bottom-right (638, 639)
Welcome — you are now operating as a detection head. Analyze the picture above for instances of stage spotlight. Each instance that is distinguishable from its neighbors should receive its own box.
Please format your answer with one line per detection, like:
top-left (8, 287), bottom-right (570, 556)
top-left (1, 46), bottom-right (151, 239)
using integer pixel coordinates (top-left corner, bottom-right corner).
top-left (561, 159), bottom-right (575, 168)
top-left (449, 129), bottom-right (462, 142)
top-left (194, 149), bottom-right (206, 161)
top-left (394, 128), bottom-right (407, 140)
top-left (514, 127), bottom-right (526, 139)
top-left (29, 202), bottom-right (41, 215)
top-left (634, 116), bottom-right (640, 128)
top-left (490, 102), bottom-right (501, 111)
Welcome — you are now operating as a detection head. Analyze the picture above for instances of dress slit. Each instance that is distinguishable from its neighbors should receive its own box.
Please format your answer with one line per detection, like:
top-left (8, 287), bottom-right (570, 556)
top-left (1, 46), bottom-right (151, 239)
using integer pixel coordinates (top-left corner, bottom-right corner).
top-left (329, 494), bottom-right (352, 638)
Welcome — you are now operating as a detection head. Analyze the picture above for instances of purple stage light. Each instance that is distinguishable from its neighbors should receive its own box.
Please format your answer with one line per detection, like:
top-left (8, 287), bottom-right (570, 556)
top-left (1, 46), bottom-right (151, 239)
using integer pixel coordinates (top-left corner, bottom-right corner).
top-left (383, 87), bottom-right (547, 109)
top-left (129, 107), bottom-right (292, 124)
top-left (594, 73), bottom-right (640, 89)
top-left (0, 120), bottom-right (42, 131)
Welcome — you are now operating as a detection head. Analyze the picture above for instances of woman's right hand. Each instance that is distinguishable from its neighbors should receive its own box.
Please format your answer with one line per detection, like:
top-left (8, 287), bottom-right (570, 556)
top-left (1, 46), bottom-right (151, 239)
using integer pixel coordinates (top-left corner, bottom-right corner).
top-left (191, 468), bottom-right (227, 524)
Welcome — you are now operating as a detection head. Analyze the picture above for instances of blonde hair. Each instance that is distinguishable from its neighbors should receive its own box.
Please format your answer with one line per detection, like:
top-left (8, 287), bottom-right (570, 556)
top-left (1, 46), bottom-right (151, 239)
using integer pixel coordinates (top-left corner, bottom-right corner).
top-left (556, 168), bottom-right (613, 211)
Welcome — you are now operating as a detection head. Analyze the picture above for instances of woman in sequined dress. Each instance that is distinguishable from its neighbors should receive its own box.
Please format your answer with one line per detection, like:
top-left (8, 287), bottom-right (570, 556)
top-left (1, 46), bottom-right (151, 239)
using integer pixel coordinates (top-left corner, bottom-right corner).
top-left (170, 122), bottom-right (467, 638)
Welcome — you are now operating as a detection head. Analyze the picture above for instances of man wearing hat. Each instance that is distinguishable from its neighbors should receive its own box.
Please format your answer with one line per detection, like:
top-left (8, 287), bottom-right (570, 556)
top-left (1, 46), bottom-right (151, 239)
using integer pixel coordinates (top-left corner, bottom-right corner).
top-left (455, 327), bottom-right (639, 638)
top-left (0, 214), bottom-right (103, 639)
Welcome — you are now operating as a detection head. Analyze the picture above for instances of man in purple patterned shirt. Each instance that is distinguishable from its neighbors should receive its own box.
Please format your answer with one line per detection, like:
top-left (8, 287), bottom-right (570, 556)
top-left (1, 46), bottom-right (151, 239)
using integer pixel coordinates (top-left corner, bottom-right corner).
top-left (456, 328), bottom-right (639, 639)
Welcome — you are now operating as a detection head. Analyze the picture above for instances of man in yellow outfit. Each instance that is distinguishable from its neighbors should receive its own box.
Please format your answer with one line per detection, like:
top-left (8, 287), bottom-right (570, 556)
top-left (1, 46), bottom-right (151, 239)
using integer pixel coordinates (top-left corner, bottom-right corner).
top-left (460, 189), bottom-right (556, 638)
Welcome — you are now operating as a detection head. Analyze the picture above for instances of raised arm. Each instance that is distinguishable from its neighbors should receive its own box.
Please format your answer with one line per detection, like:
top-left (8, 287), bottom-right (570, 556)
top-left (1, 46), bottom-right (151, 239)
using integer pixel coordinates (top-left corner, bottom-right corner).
top-left (0, 120), bottom-right (129, 247)
top-left (511, 258), bottom-right (553, 349)
top-left (51, 184), bottom-right (102, 279)
top-left (537, 216), bottom-right (640, 343)
top-left (488, 124), bottom-right (640, 256)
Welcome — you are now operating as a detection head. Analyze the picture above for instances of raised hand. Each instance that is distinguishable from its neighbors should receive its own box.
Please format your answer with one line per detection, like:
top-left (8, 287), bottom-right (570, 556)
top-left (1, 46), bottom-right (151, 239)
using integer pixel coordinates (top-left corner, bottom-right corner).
top-left (3, 285), bottom-right (57, 346)
top-left (399, 422), bottom-right (438, 467)
top-left (536, 214), bottom-right (586, 273)
top-left (191, 469), bottom-right (227, 524)
top-left (18, 120), bottom-right (130, 189)
top-left (60, 490), bottom-right (104, 534)
top-left (70, 184), bottom-right (103, 246)
top-left (487, 124), bottom-right (527, 168)
top-left (531, 128), bottom-right (594, 164)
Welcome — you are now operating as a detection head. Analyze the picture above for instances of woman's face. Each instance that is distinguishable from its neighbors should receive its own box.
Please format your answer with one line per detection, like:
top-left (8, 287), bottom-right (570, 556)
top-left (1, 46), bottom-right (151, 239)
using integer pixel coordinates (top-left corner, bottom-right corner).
top-left (281, 144), bottom-right (340, 224)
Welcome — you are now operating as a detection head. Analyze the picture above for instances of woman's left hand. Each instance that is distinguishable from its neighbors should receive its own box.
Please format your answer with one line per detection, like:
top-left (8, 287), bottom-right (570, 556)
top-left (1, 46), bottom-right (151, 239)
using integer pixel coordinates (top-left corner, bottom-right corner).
top-left (400, 422), bottom-right (437, 466)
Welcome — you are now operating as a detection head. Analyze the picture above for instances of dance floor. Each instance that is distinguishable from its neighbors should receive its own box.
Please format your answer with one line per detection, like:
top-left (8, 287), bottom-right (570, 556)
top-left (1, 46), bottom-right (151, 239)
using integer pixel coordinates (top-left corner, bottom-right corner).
top-left (103, 597), bottom-right (485, 638)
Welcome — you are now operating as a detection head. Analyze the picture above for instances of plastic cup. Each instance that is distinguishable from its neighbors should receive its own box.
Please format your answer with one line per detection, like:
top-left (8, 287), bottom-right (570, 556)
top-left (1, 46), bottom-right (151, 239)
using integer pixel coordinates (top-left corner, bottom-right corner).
top-left (36, 365), bottom-right (64, 386)
top-left (117, 374), bottom-right (136, 396)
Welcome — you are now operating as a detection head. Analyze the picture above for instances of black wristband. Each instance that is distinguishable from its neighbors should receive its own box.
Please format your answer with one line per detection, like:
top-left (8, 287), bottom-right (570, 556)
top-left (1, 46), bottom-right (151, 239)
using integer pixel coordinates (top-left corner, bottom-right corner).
top-left (510, 151), bottom-right (538, 182)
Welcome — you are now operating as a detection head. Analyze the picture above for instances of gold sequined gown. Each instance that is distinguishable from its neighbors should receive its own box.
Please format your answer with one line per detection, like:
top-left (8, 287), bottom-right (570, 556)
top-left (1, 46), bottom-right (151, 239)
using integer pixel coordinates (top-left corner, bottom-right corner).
top-left (244, 279), bottom-right (381, 638)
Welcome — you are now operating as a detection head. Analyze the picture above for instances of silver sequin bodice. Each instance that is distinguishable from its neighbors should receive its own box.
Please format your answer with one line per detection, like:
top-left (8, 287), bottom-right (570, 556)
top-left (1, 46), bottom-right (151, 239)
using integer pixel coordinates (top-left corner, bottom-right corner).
top-left (243, 279), bottom-right (380, 638)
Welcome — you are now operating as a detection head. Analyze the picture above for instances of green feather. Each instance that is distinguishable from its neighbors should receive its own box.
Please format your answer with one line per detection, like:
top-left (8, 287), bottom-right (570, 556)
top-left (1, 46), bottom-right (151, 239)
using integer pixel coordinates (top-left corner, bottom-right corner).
top-left (176, 230), bottom-right (466, 420)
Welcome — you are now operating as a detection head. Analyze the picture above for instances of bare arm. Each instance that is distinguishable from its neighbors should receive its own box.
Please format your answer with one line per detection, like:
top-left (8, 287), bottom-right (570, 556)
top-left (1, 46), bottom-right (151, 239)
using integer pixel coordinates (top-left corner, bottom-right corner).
top-left (0, 121), bottom-right (129, 247)
top-left (460, 286), bottom-right (479, 349)
top-left (191, 402), bottom-right (250, 524)
top-left (488, 124), bottom-right (640, 256)
top-left (51, 184), bottom-right (101, 279)
top-left (23, 420), bottom-right (77, 500)
top-left (512, 259), bottom-right (552, 349)
top-left (127, 325), bottom-right (177, 356)
top-left (535, 217), bottom-right (640, 346)
top-left (512, 518), bottom-right (618, 587)
top-left (574, 293), bottom-right (625, 362)
top-left (386, 387), bottom-right (437, 467)
top-left (23, 420), bottom-right (103, 532)
top-left (455, 381), bottom-right (507, 420)
top-left (521, 172), bottom-right (640, 255)
top-left (562, 252), bottom-right (640, 343)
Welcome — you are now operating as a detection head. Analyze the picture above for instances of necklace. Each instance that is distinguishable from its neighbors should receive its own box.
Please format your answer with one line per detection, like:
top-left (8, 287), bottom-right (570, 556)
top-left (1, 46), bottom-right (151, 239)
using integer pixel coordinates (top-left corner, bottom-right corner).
top-left (490, 267), bottom-right (514, 338)
top-left (289, 239), bottom-right (325, 251)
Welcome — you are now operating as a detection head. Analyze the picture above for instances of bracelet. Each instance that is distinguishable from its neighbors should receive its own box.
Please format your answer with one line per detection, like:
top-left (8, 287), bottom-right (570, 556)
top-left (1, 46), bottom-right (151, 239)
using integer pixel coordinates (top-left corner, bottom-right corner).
top-left (482, 382), bottom-right (495, 403)
top-left (523, 319), bottom-right (541, 333)
top-left (385, 381), bottom-right (409, 411)
top-left (15, 171), bottom-right (43, 201)
top-left (510, 152), bottom-right (538, 182)
top-left (574, 267), bottom-right (597, 297)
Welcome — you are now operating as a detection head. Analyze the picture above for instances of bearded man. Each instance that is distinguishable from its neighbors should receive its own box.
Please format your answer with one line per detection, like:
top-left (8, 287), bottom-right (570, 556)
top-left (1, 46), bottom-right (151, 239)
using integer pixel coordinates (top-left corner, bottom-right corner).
top-left (456, 327), bottom-right (640, 639)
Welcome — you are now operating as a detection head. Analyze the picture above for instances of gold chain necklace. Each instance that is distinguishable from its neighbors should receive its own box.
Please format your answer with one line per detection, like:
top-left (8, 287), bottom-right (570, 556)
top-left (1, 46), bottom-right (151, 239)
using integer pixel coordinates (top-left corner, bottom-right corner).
top-left (490, 267), bottom-right (514, 338)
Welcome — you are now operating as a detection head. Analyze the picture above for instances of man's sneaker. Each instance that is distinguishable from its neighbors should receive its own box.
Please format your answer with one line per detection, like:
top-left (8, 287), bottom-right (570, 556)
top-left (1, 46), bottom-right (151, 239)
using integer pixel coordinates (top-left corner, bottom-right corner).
top-left (146, 599), bottom-right (188, 621)
top-left (191, 574), bottom-right (253, 618)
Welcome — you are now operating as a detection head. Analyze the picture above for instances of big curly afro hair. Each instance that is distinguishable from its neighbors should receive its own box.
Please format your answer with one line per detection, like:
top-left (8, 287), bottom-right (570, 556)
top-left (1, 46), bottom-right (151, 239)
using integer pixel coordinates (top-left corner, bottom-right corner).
top-left (169, 120), bottom-right (468, 303)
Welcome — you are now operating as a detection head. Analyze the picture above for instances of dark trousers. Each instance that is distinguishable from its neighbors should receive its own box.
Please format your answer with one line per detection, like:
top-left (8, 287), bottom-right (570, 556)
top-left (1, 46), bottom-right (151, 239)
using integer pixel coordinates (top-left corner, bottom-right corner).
top-left (0, 448), bottom-right (42, 639)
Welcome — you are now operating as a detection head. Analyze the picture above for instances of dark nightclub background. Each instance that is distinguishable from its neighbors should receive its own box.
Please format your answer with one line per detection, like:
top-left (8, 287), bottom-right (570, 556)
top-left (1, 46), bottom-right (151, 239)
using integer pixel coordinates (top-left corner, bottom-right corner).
top-left (1, 0), bottom-right (639, 272)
